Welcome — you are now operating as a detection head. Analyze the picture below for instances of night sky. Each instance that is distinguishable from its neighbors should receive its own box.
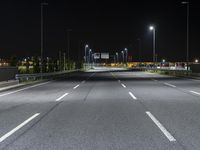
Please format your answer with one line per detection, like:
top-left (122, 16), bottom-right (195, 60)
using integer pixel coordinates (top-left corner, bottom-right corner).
top-left (0, 0), bottom-right (199, 62)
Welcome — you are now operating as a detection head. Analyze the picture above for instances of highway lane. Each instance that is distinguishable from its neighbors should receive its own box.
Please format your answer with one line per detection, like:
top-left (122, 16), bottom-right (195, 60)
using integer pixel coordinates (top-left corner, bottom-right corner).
top-left (0, 70), bottom-right (199, 149)
top-left (0, 72), bottom-right (92, 148)
top-left (113, 71), bottom-right (200, 150)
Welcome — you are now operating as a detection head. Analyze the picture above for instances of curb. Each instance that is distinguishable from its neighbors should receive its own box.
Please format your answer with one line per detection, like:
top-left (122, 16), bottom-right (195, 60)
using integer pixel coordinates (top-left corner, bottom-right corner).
top-left (0, 79), bottom-right (50, 93)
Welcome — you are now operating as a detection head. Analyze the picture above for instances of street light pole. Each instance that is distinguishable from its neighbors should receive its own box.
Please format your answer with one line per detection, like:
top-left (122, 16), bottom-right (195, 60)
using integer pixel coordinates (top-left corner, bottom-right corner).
top-left (40, 2), bottom-right (48, 76)
top-left (116, 52), bottom-right (118, 63)
top-left (92, 53), bottom-right (94, 68)
top-left (182, 1), bottom-right (190, 71)
top-left (121, 51), bottom-right (124, 64)
top-left (89, 49), bottom-right (92, 68)
top-left (63, 52), bottom-right (66, 71)
top-left (149, 26), bottom-right (156, 65)
top-left (84, 44), bottom-right (89, 70)
top-left (124, 48), bottom-right (128, 65)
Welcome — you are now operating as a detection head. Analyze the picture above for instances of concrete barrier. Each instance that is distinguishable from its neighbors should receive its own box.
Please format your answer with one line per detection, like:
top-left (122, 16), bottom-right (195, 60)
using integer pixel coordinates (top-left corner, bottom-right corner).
top-left (0, 80), bottom-right (19, 88)
top-left (15, 69), bottom-right (80, 82)
top-left (0, 67), bottom-right (18, 81)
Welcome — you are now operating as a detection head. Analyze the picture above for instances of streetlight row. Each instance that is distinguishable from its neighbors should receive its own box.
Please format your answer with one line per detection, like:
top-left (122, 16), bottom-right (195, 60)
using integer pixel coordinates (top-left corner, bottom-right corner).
top-left (41, 1), bottom-right (190, 71)
top-left (84, 44), bottom-right (94, 69)
top-left (84, 45), bottom-right (129, 65)
top-left (148, 1), bottom-right (189, 70)
top-left (113, 48), bottom-right (128, 65)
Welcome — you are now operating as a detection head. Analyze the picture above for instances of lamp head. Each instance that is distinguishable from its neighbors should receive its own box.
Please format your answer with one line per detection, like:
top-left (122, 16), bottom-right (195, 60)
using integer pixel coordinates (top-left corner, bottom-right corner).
top-left (149, 26), bottom-right (154, 31)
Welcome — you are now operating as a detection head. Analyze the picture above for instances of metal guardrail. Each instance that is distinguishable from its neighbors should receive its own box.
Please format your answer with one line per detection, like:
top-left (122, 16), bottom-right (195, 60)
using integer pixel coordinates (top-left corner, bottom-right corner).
top-left (15, 70), bottom-right (80, 81)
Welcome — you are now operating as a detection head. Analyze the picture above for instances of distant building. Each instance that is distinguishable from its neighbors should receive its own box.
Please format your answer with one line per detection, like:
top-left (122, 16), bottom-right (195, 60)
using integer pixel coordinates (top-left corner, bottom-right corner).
top-left (0, 59), bottom-right (9, 67)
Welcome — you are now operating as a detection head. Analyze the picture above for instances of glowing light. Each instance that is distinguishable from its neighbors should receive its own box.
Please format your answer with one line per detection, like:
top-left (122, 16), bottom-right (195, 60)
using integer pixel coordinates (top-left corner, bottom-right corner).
top-left (149, 26), bottom-right (154, 31)
top-left (181, 1), bottom-right (189, 4)
top-left (195, 59), bottom-right (199, 63)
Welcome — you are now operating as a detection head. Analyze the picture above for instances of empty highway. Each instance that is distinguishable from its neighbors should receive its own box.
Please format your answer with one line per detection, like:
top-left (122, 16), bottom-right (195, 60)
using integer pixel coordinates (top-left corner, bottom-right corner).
top-left (0, 68), bottom-right (200, 150)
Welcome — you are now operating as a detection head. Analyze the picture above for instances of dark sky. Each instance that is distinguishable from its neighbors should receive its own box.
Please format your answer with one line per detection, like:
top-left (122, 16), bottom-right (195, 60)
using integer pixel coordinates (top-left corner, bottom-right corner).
top-left (0, 0), bottom-right (199, 62)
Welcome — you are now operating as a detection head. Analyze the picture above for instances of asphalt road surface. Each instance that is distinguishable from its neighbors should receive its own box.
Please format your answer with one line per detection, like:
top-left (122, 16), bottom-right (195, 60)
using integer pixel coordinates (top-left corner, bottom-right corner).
top-left (0, 68), bottom-right (200, 150)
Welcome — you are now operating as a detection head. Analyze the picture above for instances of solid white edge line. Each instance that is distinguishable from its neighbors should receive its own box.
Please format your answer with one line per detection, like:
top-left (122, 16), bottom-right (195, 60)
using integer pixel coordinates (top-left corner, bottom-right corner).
top-left (0, 81), bottom-right (50, 97)
top-left (129, 92), bottom-right (137, 100)
top-left (56, 93), bottom-right (69, 101)
top-left (190, 91), bottom-right (200, 95)
top-left (73, 84), bottom-right (80, 89)
top-left (121, 83), bottom-right (126, 88)
top-left (146, 111), bottom-right (176, 142)
top-left (164, 83), bottom-right (176, 88)
top-left (0, 113), bottom-right (40, 143)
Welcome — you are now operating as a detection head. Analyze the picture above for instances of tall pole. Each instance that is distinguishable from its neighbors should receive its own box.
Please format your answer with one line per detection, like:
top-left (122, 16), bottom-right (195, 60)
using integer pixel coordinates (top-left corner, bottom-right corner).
top-left (40, 2), bottom-right (48, 76)
top-left (85, 45), bottom-right (88, 70)
top-left (153, 29), bottom-right (156, 63)
top-left (126, 49), bottom-right (128, 63)
top-left (89, 49), bottom-right (92, 66)
top-left (121, 51), bottom-right (124, 64)
top-left (92, 54), bottom-right (94, 68)
top-left (182, 1), bottom-right (189, 71)
top-left (64, 52), bottom-right (66, 71)
top-left (85, 46), bottom-right (86, 67)
top-left (149, 26), bottom-right (156, 65)
top-left (59, 51), bottom-right (61, 71)
top-left (40, 3), bottom-right (43, 75)
top-left (89, 49), bottom-right (92, 69)
top-left (116, 52), bottom-right (118, 64)
top-left (124, 48), bottom-right (128, 66)
top-left (186, 2), bottom-right (189, 71)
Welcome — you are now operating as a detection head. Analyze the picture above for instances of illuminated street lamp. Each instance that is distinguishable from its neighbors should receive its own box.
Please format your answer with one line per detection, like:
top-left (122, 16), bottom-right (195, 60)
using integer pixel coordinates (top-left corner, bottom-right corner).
top-left (89, 49), bottom-right (92, 68)
top-left (85, 44), bottom-right (89, 63)
top-left (89, 49), bottom-right (92, 63)
top-left (162, 59), bottom-right (166, 63)
top-left (116, 52), bottom-right (119, 63)
top-left (195, 59), bottom-right (199, 63)
top-left (84, 44), bottom-right (89, 69)
top-left (149, 25), bottom-right (156, 65)
top-left (124, 48), bottom-right (128, 65)
top-left (149, 26), bottom-right (154, 31)
top-left (121, 51), bottom-right (124, 64)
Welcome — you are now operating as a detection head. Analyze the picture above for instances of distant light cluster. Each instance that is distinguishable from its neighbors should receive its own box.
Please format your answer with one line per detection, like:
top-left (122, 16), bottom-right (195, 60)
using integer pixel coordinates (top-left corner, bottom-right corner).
top-left (0, 59), bottom-right (9, 67)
